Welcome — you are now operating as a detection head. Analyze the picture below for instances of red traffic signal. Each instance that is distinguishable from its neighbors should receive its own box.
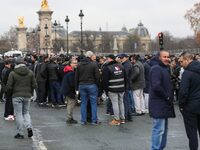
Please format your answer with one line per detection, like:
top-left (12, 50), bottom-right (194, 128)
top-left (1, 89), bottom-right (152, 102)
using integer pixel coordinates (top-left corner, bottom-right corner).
top-left (158, 32), bottom-right (164, 45)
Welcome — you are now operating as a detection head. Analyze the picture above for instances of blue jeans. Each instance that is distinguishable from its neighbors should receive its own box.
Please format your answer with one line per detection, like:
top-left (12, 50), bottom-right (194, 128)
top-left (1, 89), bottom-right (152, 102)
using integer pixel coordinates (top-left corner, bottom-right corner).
top-left (12, 97), bottom-right (32, 135)
top-left (151, 118), bottom-right (168, 150)
top-left (49, 81), bottom-right (62, 104)
top-left (79, 84), bottom-right (98, 123)
top-left (124, 90), bottom-right (134, 118)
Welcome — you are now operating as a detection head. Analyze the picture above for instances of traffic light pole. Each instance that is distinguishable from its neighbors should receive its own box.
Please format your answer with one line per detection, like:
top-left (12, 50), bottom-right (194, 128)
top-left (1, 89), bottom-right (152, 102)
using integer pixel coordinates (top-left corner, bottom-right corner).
top-left (158, 32), bottom-right (164, 50)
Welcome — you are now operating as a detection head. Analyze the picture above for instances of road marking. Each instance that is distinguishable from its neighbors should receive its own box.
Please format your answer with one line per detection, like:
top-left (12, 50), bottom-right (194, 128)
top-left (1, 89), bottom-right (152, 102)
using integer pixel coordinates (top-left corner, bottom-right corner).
top-left (32, 128), bottom-right (48, 150)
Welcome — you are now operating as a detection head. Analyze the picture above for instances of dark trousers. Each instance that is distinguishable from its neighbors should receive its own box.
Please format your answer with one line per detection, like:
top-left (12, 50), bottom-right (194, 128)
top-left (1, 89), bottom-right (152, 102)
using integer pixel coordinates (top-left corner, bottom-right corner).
top-left (4, 93), bottom-right (13, 117)
top-left (124, 90), bottom-right (133, 120)
top-left (87, 100), bottom-right (92, 122)
top-left (0, 85), bottom-right (5, 100)
top-left (49, 81), bottom-right (62, 104)
top-left (37, 81), bottom-right (47, 103)
top-left (181, 110), bottom-right (200, 150)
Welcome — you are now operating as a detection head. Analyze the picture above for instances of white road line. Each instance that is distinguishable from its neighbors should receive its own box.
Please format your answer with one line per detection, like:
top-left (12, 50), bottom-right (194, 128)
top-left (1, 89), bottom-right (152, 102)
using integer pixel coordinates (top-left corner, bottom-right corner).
top-left (32, 128), bottom-right (48, 150)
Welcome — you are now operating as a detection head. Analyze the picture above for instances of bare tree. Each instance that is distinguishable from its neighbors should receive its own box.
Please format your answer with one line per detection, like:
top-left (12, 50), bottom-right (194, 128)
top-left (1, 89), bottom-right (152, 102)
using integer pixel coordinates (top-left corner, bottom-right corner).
top-left (185, 3), bottom-right (200, 45)
top-left (185, 3), bottom-right (200, 33)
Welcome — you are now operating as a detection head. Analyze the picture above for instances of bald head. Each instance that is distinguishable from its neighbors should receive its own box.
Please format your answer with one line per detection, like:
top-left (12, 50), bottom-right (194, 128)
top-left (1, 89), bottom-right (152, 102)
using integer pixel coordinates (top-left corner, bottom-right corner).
top-left (159, 50), bottom-right (170, 66)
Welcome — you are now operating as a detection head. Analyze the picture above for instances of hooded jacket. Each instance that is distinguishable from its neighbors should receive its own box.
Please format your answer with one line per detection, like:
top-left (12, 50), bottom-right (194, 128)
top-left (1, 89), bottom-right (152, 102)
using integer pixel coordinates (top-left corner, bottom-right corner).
top-left (6, 64), bottom-right (37, 98)
top-left (178, 60), bottom-right (200, 114)
top-left (60, 65), bottom-right (76, 99)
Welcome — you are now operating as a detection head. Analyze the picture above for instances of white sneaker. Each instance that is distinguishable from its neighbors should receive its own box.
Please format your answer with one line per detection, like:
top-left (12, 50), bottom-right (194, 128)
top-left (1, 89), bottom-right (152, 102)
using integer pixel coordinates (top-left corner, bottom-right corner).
top-left (4, 115), bottom-right (15, 121)
top-left (9, 115), bottom-right (15, 121)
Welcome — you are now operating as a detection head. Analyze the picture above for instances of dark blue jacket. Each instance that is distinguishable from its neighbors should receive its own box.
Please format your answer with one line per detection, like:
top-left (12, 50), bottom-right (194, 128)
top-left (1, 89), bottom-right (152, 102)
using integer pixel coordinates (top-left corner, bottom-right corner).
top-left (149, 61), bottom-right (175, 118)
top-left (60, 66), bottom-right (76, 99)
top-left (178, 60), bottom-right (200, 114)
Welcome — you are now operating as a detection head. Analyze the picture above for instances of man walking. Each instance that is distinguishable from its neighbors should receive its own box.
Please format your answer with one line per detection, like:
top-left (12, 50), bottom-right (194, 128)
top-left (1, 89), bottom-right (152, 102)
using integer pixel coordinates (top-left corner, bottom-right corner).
top-left (149, 50), bottom-right (175, 150)
top-left (178, 52), bottom-right (200, 150)
top-left (6, 57), bottom-right (37, 139)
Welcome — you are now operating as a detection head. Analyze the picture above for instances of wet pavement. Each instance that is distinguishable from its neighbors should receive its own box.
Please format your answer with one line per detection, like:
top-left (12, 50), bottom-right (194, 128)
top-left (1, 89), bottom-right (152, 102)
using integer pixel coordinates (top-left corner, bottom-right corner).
top-left (0, 102), bottom-right (189, 150)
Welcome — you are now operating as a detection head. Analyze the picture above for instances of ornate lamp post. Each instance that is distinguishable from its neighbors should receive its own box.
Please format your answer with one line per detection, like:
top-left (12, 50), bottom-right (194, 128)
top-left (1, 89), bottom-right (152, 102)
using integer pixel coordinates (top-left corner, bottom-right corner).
top-left (79, 10), bottom-right (84, 55)
top-left (44, 24), bottom-right (49, 54)
top-left (65, 16), bottom-right (70, 56)
top-left (26, 32), bottom-right (29, 51)
top-left (53, 20), bottom-right (58, 53)
top-left (37, 26), bottom-right (41, 54)
top-left (32, 29), bottom-right (36, 52)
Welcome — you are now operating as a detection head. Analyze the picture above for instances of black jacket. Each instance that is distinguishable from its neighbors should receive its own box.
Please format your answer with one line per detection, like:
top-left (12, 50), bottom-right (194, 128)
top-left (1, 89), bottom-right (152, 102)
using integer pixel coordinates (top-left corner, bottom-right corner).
top-left (102, 60), bottom-right (125, 93)
top-left (75, 57), bottom-right (100, 90)
top-left (178, 60), bottom-right (200, 114)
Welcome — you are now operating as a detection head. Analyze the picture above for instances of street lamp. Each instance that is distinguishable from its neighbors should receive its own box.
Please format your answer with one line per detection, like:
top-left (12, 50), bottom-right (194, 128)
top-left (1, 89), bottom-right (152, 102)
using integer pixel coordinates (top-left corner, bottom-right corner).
top-left (37, 26), bottom-right (41, 54)
top-left (32, 29), bottom-right (36, 52)
top-left (44, 24), bottom-right (49, 54)
top-left (26, 32), bottom-right (29, 51)
top-left (79, 9), bottom-right (84, 55)
top-left (65, 16), bottom-right (70, 56)
top-left (53, 20), bottom-right (58, 53)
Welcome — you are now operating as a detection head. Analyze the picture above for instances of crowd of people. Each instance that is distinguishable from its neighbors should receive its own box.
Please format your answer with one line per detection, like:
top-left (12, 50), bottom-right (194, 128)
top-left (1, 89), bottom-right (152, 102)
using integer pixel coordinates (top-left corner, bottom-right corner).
top-left (0, 50), bottom-right (200, 150)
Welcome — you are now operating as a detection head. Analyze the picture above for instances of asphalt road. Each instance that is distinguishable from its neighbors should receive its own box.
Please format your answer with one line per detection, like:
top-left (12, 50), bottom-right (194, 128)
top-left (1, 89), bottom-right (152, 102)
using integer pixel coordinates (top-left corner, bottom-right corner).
top-left (0, 102), bottom-right (189, 150)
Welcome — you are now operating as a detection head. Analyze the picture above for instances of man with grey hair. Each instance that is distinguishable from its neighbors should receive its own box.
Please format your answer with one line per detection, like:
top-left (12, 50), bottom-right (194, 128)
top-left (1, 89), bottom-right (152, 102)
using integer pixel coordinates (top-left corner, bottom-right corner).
top-left (75, 51), bottom-right (100, 125)
top-left (178, 52), bottom-right (200, 150)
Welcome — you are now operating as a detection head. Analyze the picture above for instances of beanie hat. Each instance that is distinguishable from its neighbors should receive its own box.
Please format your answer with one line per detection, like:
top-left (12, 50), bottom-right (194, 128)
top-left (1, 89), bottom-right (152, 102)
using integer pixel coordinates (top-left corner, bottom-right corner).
top-left (106, 54), bottom-right (116, 60)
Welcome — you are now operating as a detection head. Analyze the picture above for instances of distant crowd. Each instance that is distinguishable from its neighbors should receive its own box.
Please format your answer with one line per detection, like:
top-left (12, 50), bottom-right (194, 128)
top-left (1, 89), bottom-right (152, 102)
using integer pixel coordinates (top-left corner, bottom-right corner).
top-left (1, 50), bottom-right (200, 150)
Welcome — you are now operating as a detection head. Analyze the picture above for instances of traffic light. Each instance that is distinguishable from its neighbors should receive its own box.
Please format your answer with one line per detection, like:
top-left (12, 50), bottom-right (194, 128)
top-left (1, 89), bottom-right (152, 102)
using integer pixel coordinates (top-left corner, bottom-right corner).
top-left (158, 32), bottom-right (164, 45)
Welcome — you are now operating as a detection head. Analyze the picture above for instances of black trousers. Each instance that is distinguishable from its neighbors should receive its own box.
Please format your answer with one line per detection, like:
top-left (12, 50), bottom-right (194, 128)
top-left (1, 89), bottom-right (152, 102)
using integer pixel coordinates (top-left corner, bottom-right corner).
top-left (4, 93), bottom-right (13, 117)
top-left (181, 110), bottom-right (200, 150)
top-left (37, 81), bottom-right (48, 103)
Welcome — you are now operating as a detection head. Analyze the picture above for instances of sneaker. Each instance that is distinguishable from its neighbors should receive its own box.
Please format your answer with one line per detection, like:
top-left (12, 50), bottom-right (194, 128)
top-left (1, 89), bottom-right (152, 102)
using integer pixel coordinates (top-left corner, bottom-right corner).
top-left (120, 119), bottom-right (125, 124)
top-left (5, 115), bottom-right (15, 121)
top-left (14, 133), bottom-right (24, 139)
top-left (66, 119), bottom-right (78, 124)
top-left (92, 121), bottom-right (101, 126)
top-left (109, 119), bottom-right (120, 126)
top-left (27, 128), bottom-right (33, 137)
top-left (4, 116), bottom-right (10, 121)
top-left (81, 122), bottom-right (86, 125)
top-left (9, 115), bottom-right (15, 121)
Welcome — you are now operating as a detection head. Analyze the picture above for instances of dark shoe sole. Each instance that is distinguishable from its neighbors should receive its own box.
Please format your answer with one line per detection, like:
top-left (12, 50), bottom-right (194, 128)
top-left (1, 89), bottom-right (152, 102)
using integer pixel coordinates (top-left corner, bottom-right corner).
top-left (14, 134), bottom-right (24, 139)
top-left (27, 128), bottom-right (33, 137)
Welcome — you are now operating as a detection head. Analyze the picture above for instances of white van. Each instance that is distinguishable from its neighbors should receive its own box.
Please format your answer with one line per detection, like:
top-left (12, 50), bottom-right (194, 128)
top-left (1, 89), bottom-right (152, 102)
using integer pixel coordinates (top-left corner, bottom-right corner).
top-left (4, 50), bottom-right (23, 57)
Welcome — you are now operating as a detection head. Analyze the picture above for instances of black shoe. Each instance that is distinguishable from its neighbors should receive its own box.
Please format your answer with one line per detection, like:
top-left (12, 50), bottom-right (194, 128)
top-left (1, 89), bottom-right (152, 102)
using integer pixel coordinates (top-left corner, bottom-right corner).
top-left (27, 128), bottom-right (33, 137)
top-left (66, 119), bottom-right (78, 124)
top-left (14, 133), bottom-right (24, 139)
top-left (132, 113), bottom-right (144, 116)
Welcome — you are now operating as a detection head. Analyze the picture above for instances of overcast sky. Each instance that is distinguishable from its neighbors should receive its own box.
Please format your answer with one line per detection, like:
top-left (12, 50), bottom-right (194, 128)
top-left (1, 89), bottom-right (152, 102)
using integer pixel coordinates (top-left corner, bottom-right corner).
top-left (0, 0), bottom-right (199, 38)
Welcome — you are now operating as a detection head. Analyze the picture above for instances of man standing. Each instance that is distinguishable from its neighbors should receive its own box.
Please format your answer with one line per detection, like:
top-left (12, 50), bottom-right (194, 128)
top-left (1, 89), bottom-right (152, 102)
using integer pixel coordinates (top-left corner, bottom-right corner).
top-left (61, 59), bottom-right (78, 124)
top-left (6, 57), bottom-right (37, 139)
top-left (102, 54), bottom-right (125, 125)
top-left (119, 53), bottom-right (133, 121)
top-left (75, 51), bottom-right (100, 125)
top-left (149, 50), bottom-right (175, 150)
top-left (130, 54), bottom-right (145, 115)
top-left (178, 52), bottom-right (200, 150)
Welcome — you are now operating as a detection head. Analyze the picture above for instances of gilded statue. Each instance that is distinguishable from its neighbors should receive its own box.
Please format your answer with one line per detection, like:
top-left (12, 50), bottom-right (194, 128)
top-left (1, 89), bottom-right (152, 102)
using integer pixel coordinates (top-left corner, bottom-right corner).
top-left (18, 16), bottom-right (25, 28)
top-left (41, 0), bottom-right (48, 9)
